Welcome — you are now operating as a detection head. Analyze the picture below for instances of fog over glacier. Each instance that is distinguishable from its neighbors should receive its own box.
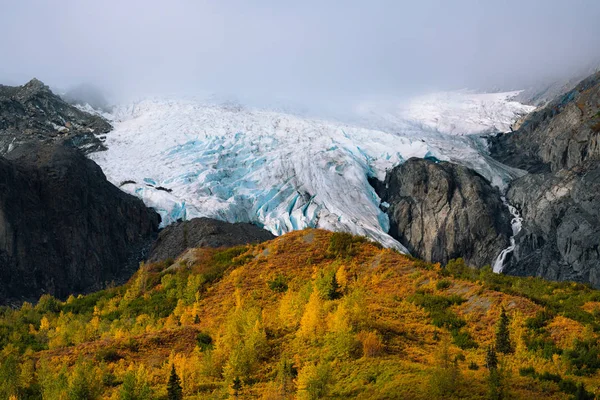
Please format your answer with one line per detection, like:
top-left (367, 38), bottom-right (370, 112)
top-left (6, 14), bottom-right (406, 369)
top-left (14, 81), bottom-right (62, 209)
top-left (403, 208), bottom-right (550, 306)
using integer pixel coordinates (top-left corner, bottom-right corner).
top-left (1, 0), bottom-right (600, 107)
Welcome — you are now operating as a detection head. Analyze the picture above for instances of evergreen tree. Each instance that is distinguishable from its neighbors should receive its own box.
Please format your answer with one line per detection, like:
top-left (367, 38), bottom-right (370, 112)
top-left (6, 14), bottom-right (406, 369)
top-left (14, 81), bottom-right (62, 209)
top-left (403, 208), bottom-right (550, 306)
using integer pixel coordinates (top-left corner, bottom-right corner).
top-left (167, 364), bottom-right (183, 400)
top-left (573, 382), bottom-right (594, 400)
top-left (485, 346), bottom-right (498, 370)
top-left (315, 270), bottom-right (340, 300)
top-left (495, 307), bottom-right (513, 354)
top-left (488, 368), bottom-right (504, 400)
top-left (484, 346), bottom-right (507, 400)
top-left (119, 372), bottom-right (137, 400)
top-left (231, 376), bottom-right (242, 398)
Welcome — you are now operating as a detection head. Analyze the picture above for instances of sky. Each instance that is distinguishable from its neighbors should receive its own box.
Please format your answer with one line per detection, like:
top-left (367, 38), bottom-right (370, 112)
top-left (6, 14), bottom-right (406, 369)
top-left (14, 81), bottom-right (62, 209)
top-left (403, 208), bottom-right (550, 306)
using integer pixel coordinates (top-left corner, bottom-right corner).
top-left (1, 0), bottom-right (600, 106)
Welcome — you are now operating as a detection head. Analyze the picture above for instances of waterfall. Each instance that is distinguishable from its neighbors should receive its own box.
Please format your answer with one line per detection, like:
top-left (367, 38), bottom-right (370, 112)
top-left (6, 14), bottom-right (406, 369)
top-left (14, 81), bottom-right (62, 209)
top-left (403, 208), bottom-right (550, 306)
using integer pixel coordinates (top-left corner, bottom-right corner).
top-left (492, 196), bottom-right (523, 273)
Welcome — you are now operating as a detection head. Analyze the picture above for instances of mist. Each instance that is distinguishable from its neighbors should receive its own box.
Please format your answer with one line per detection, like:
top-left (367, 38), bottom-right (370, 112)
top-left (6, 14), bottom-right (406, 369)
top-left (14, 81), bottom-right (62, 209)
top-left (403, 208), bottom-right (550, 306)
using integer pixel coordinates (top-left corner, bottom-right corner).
top-left (1, 0), bottom-right (600, 108)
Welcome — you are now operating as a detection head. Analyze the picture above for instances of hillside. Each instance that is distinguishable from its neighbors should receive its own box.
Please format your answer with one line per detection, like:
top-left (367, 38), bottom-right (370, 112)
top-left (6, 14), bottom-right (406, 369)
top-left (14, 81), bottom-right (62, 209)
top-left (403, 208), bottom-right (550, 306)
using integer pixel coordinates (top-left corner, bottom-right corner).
top-left (1, 229), bottom-right (600, 399)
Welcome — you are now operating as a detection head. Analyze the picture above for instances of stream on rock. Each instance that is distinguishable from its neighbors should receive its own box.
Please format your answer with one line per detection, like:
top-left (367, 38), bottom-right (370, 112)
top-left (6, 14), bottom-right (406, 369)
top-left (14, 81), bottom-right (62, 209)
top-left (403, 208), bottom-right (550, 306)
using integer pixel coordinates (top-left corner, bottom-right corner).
top-left (492, 196), bottom-right (523, 273)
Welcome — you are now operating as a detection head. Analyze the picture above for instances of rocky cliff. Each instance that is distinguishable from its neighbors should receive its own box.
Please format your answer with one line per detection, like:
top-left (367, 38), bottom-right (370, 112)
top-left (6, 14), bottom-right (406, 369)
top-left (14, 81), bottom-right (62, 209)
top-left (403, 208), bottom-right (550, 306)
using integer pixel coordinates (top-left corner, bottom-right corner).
top-left (0, 141), bottom-right (160, 304)
top-left (490, 72), bottom-right (600, 287)
top-left (375, 158), bottom-right (512, 267)
top-left (0, 78), bottom-right (112, 155)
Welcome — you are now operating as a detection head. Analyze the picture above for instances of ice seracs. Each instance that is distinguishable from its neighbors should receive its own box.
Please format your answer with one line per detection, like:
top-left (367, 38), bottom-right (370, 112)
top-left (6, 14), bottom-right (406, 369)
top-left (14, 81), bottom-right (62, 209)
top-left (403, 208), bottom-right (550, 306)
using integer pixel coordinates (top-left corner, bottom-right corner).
top-left (89, 91), bottom-right (534, 251)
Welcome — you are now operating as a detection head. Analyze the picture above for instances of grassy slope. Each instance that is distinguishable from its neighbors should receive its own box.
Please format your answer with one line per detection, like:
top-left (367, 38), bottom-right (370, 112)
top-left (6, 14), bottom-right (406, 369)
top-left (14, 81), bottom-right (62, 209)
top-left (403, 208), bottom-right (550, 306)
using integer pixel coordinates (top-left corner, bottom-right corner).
top-left (2, 229), bottom-right (600, 399)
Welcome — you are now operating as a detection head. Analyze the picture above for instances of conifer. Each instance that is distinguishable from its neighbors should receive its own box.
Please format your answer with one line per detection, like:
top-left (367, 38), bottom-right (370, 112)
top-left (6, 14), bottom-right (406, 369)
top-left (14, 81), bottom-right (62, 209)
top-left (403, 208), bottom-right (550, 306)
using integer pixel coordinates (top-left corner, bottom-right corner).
top-left (495, 307), bottom-right (513, 354)
top-left (167, 364), bottom-right (183, 400)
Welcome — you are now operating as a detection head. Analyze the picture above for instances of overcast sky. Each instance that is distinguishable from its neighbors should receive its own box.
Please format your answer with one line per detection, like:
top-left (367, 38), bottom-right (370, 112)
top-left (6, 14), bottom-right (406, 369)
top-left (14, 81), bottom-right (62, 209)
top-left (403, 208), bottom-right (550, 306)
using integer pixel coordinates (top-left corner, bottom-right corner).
top-left (1, 0), bottom-right (600, 105)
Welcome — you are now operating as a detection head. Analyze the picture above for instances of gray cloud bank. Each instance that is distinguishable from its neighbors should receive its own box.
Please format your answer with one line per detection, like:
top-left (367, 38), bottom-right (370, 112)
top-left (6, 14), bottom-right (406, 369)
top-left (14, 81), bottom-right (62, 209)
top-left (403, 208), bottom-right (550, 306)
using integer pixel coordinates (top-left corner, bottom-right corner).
top-left (1, 0), bottom-right (599, 106)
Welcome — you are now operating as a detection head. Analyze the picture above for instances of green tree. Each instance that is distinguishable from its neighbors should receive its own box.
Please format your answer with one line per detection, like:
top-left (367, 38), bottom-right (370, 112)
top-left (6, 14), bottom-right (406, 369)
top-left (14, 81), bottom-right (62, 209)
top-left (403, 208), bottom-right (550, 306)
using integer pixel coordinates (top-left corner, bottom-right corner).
top-left (0, 345), bottom-right (20, 399)
top-left (484, 346), bottom-right (507, 400)
top-left (68, 360), bottom-right (101, 400)
top-left (276, 357), bottom-right (296, 397)
top-left (572, 382), bottom-right (594, 400)
top-left (231, 376), bottom-right (242, 398)
top-left (297, 362), bottom-right (330, 400)
top-left (120, 371), bottom-right (137, 400)
top-left (119, 368), bottom-right (153, 400)
top-left (488, 368), bottom-right (505, 400)
top-left (167, 364), bottom-right (183, 400)
top-left (495, 308), bottom-right (513, 354)
top-left (485, 346), bottom-right (498, 370)
top-left (429, 338), bottom-right (461, 398)
top-left (315, 269), bottom-right (340, 300)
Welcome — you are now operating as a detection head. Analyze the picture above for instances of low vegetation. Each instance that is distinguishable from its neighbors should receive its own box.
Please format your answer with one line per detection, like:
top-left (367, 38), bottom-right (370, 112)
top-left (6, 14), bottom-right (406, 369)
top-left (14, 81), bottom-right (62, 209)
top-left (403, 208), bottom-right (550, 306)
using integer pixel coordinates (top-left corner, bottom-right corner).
top-left (0, 230), bottom-right (599, 399)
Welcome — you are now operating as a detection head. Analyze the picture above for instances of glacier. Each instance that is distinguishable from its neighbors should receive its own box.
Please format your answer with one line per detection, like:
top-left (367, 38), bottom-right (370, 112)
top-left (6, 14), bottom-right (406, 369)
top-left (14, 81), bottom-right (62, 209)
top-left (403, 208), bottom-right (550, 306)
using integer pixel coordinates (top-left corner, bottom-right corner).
top-left (89, 91), bottom-right (534, 251)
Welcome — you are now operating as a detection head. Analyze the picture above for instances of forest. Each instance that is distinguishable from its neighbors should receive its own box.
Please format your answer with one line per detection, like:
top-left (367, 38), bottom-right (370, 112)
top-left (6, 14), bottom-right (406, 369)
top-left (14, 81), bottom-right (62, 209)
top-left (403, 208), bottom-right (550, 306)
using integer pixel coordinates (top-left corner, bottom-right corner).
top-left (1, 229), bottom-right (600, 399)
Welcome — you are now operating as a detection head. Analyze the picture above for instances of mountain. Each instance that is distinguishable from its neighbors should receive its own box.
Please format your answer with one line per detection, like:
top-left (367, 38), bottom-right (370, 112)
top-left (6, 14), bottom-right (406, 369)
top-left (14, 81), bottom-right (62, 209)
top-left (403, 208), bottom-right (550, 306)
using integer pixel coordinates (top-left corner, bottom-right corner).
top-left (0, 78), bottom-right (112, 154)
top-left (0, 229), bottom-right (598, 399)
top-left (489, 72), bottom-right (600, 287)
top-left (0, 141), bottom-right (161, 304)
top-left (0, 79), bottom-right (164, 304)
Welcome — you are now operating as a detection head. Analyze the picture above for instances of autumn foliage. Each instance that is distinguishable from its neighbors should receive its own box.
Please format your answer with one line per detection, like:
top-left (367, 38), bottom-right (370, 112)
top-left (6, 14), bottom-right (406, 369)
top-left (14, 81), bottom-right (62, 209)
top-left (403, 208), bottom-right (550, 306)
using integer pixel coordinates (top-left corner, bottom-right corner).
top-left (0, 229), bottom-right (599, 399)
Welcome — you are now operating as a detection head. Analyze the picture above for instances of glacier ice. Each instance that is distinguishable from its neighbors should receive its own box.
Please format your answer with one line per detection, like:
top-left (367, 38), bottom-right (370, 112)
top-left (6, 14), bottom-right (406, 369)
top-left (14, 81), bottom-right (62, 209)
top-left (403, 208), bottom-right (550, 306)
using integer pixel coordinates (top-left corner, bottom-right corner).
top-left (89, 92), bottom-right (534, 252)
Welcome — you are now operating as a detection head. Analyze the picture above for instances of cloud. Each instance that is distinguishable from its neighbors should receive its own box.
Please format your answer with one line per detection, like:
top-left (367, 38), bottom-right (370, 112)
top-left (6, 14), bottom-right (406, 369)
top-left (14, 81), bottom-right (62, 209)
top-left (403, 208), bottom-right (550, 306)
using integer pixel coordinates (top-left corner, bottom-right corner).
top-left (1, 0), bottom-right (599, 106)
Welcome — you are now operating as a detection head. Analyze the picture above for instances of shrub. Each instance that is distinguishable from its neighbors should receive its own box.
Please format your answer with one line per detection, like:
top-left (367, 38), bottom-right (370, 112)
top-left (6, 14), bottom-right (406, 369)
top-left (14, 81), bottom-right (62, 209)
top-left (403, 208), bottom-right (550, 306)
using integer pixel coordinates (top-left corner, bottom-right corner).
top-left (557, 378), bottom-right (577, 395)
top-left (564, 339), bottom-right (600, 376)
top-left (359, 331), bottom-right (384, 358)
top-left (468, 361), bottom-right (479, 370)
top-left (436, 280), bottom-right (451, 290)
top-left (36, 294), bottom-right (61, 314)
top-left (525, 310), bottom-right (554, 332)
top-left (327, 232), bottom-right (366, 258)
top-left (452, 330), bottom-right (477, 350)
top-left (268, 275), bottom-right (288, 293)
top-left (538, 371), bottom-right (561, 383)
top-left (196, 332), bottom-right (213, 351)
top-left (518, 366), bottom-right (536, 377)
top-left (525, 336), bottom-right (561, 359)
top-left (95, 347), bottom-right (122, 363)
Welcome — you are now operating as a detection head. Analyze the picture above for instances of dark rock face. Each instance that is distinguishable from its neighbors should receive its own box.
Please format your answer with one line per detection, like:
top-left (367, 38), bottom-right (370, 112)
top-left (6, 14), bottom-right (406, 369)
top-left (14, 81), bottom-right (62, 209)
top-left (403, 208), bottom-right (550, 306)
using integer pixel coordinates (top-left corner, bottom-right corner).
top-left (0, 142), bottom-right (160, 303)
top-left (490, 71), bottom-right (600, 287)
top-left (147, 218), bottom-right (275, 263)
top-left (376, 158), bottom-right (512, 267)
top-left (0, 78), bottom-right (112, 155)
top-left (503, 164), bottom-right (600, 286)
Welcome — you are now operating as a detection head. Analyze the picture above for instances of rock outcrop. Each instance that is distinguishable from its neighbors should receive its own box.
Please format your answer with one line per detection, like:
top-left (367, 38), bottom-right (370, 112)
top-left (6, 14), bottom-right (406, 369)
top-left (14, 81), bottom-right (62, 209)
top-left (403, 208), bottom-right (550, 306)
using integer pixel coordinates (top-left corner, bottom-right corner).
top-left (490, 71), bottom-right (600, 287)
top-left (147, 217), bottom-right (275, 263)
top-left (0, 142), bottom-right (160, 303)
top-left (375, 158), bottom-right (512, 267)
top-left (0, 78), bottom-right (112, 155)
